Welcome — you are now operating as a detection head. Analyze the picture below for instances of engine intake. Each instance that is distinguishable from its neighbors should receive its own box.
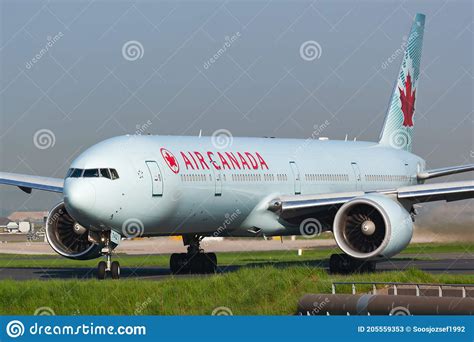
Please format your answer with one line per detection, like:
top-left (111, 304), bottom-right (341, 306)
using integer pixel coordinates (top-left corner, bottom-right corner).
top-left (333, 194), bottom-right (413, 259)
top-left (46, 202), bottom-right (103, 260)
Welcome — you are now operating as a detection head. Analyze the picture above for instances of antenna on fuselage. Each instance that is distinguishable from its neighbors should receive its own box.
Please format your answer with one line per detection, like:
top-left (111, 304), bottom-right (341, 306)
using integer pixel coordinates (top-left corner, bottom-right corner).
top-left (345, 134), bottom-right (348, 141)
top-left (198, 129), bottom-right (202, 138)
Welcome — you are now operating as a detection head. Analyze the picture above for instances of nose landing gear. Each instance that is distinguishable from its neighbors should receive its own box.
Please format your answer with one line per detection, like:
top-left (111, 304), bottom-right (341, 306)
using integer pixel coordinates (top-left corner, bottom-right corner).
top-left (97, 252), bottom-right (121, 280)
top-left (170, 235), bottom-right (217, 274)
top-left (95, 231), bottom-right (121, 280)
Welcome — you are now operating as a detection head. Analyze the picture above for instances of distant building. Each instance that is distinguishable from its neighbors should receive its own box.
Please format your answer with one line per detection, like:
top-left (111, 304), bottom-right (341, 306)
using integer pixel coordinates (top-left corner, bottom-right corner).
top-left (0, 217), bottom-right (9, 229)
top-left (18, 221), bottom-right (32, 233)
top-left (6, 222), bottom-right (19, 233)
top-left (8, 211), bottom-right (48, 224)
top-left (4, 211), bottom-right (47, 234)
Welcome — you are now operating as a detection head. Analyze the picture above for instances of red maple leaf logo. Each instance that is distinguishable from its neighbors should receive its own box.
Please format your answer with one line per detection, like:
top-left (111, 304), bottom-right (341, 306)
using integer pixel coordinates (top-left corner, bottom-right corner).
top-left (160, 148), bottom-right (179, 173)
top-left (398, 72), bottom-right (416, 127)
top-left (164, 152), bottom-right (177, 168)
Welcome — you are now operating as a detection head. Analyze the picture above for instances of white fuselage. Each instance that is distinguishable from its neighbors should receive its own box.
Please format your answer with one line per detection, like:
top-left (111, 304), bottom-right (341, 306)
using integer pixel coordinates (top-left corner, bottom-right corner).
top-left (63, 135), bottom-right (424, 237)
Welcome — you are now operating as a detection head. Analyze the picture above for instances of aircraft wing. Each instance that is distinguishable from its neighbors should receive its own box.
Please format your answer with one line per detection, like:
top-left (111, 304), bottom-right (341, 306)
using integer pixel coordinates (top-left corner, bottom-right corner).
top-left (394, 181), bottom-right (474, 203)
top-left (0, 172), bottom-right (63, 193)
top-left (268, 180), bottom-right (474, 218)
top-left (417, 164), bottom-right (474, 180)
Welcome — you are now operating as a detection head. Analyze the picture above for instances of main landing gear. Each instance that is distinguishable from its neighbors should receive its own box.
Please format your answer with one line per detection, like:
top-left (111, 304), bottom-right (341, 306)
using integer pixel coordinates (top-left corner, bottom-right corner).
top-left (329, 253), bottom-right (376, 274)
top-left (170, 235), bottom-right (217, 274)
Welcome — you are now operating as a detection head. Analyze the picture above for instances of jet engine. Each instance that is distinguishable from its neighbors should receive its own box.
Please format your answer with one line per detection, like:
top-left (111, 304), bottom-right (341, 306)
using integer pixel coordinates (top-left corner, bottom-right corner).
top-left (45, 202), bottom-right (103, 260)
top-left (333, 194), bottom-right (413, 259)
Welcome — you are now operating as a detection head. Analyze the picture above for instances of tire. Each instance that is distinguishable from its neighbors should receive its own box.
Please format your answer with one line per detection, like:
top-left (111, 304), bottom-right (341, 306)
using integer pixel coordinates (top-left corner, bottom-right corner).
top-left (330, 254), bottom-right (358, 274)
top-left (206, 253), bottom-right (217, 273)
top-left (97, 261), bottom-right (107, 280)
top-left (171, 253), bottom-right (189, 274)
top-left (329, 254), bottom-right (342, 274)
top-left (173, 253), bottom-right (216, 274)
top-left (363, 261), bottom-right (376, 273)
top-left (190, 254), bottom-right (205, 274)
top-left (111, 261), bottom-right (120, 280)
top-left (170, 253), bottom-right (179, 274)
top-left (180, 253), bottom-right (191, 273)
top-left (330, 254), bottom-right (375, 274)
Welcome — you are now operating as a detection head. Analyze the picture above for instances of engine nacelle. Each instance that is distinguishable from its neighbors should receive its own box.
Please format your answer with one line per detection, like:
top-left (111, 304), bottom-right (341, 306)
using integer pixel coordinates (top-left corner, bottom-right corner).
top-left (46, 202), bottom-right (103, 260)
top-left (333, 194), bottom-right (413, 259)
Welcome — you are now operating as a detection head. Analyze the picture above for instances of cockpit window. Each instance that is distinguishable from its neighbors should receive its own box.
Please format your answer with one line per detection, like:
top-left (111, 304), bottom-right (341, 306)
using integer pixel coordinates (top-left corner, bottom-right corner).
top-left (110, 169), bottom-right (119, 180)
top-left (66, 168), bottom-right (118, 179)
top-left (70, 169), bottom-right (83, 178)
top-left (83, 169), bottom-right (100, 177)
top-left (100, 169), bottom-right (111, 179)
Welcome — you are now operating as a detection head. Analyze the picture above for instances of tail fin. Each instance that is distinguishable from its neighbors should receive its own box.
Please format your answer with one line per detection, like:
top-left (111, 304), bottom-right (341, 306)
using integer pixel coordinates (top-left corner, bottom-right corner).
top-left (379, 13), bottom-right (425, 152)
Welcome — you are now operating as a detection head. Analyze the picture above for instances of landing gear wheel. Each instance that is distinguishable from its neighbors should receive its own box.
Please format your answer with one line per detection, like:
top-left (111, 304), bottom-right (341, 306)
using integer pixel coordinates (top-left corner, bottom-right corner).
top-left (192, 254), bottom-right (205, 273)
top-left (329, 254), bottom-right (349, 274)
top-left (329, 254), bottom-right (376, 274)
top-left (170, 252), bottom-right (218, 274)
top-left (170, 253), bottom-right (179, 274)
top-left (171, 235), bottom-right (219, 274)
top-left (206, 253), bottom-right (217, 273)
top-left (170, 253), bottom-right (188, 274)
top-left (111, 261), bottom-right (121, 279)
top-left (190, 253), bottom-right (217, 274)
top-left (361, 260), bottom-right (376, 273)
top-left (97, 261), bottom-right (107, 280)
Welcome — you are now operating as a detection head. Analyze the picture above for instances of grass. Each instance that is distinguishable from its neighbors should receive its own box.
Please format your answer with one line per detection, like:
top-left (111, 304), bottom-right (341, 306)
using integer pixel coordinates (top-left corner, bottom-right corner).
top-left (401, 242), bottom-right (474, 255)
top-left (0, 242), bottom-right (471, 268)
top-left (0, 267), bottom-right (472, 315)
top-left (0, 242), bottom-right (472, 315)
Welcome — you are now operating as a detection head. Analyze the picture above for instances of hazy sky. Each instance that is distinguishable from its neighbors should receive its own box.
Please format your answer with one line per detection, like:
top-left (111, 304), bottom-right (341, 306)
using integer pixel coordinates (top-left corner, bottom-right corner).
top-left (0, 0), bottom-right (472, 215)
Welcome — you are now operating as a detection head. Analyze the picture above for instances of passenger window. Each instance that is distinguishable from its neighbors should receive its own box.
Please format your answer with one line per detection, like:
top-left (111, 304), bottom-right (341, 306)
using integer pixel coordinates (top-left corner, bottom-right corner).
top-left (110, 169), bottom-right (119, 180)
top-left (70, 169), bottom-right (83, 178)
top-left (83, 169), bottom-right (100, 177)
top-left (100, 169), bottom-right (111, 179)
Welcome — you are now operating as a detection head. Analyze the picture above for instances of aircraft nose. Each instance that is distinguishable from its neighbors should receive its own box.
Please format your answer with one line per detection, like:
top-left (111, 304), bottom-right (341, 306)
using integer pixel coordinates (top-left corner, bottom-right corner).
top-left (64, 180), bottom-right (96, 215)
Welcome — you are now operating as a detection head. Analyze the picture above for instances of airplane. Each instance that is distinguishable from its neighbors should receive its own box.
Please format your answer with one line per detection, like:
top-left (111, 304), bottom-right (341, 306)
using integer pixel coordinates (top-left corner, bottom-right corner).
top-left (1, 13), bottom-right (473, 280)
